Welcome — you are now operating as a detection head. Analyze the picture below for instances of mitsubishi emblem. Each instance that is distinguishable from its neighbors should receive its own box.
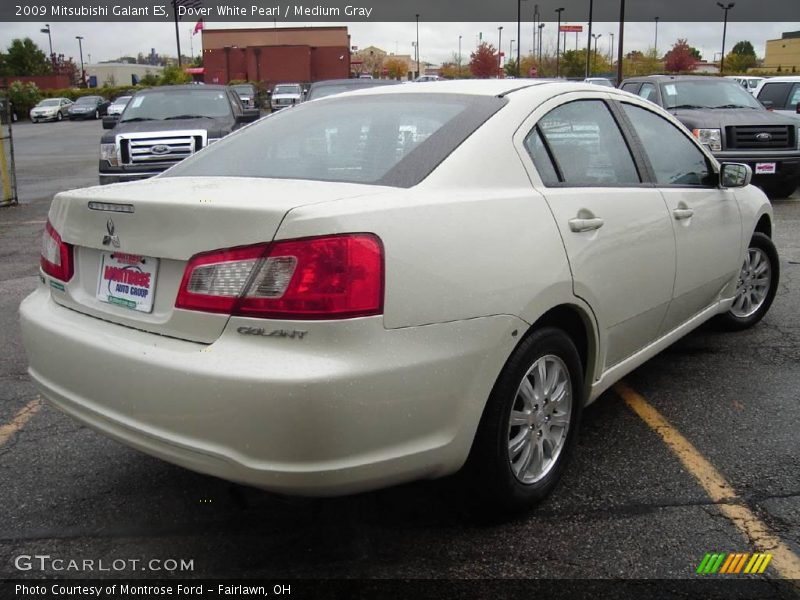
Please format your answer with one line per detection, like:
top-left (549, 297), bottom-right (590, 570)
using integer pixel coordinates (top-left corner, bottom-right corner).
top-left (102, 218), bottom-right (120, 248)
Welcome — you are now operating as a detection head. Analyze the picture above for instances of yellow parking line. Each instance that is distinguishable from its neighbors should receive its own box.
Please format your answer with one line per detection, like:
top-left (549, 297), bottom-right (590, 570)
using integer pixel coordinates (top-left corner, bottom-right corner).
top-left (614, 381), bottom-right (800, 581)
top-left (0, 398), bottom-right (42, 447)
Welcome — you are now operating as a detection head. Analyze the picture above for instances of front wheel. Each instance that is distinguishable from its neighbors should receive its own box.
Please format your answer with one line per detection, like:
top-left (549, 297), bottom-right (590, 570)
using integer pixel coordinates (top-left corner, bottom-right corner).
top-left (716, 232), bottom-right (779, 331)
top-left (94, 110), bottom-right (100, 120)
top-left (762, 181), bottom-right (797, 199)
top-left (56, 112), bottom-right (62, 121)
top-left (462, 327), bottom-right (584, 515)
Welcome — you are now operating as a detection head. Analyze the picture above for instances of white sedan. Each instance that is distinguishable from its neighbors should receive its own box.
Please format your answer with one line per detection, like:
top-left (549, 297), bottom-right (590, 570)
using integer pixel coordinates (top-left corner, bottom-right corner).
top-left (20, 80), bottom-right (778, 513)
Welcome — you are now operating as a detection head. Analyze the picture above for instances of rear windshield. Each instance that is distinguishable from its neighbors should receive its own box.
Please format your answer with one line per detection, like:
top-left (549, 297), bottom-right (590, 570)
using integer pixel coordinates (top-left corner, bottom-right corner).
top-left (232, 85), bottom-right (255, 94)
top-left (76, 96), bottom-right (100, 104)
top-left (165, 94), bottom-right (506, 188)
top-left (274, 85), bottom-right (302, 95)
top-left (38, 99), bottom-right (61, 106)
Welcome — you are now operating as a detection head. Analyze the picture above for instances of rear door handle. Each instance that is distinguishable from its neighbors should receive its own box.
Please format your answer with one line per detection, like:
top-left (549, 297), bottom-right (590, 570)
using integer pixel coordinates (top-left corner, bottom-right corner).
top-left (673, 208), bottom-right (694, 220)
top-left (568, 217), bottom-right (605, 233)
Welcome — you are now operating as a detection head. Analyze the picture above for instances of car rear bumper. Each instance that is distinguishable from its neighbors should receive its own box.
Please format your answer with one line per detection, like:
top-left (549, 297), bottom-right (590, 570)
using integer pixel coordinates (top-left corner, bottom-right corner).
top-left (20, 285), bottom-right (520, 496)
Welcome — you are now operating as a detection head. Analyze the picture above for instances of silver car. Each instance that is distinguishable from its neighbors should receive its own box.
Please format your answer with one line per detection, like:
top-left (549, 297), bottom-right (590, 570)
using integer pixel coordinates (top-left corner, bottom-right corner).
top-left (107, 95), bottom-right (132, 117)
top-left (29, 97), bottom-right (72, 123)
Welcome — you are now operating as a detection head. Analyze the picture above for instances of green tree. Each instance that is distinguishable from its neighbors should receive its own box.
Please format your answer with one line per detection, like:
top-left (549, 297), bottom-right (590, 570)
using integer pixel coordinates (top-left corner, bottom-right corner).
top-left (688, 46), bottom-right (702, 61)
top-left (8, 81), bottom-right (42, 116)
top-left (725, 40), bottom-right (757, 73)
top-left (504, 58), bottom-right (518, 77)
top-left (731, 41), bottom-right (756, 58)
top-left (3, 38), bottom-right (50, 76)
top-left (158, 64), bottom-right (191, 85)
top-left (384, 57), bottom-right (407, 79)
top-left (560, 49), bottom-right (588, 77)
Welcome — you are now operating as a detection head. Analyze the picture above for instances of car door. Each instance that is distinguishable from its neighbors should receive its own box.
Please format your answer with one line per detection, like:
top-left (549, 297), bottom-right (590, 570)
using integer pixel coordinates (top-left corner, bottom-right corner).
top-left (520, 96), bottom-right (677, 371)
top-left (618, 101), bottom-right (743, 332)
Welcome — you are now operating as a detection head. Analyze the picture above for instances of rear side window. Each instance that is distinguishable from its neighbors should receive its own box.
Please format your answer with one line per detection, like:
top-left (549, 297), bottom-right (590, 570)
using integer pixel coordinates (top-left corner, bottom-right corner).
top-left (531, 100), bottom-right (640, 186)
top-left (639, 83), bottom-right (657, 103)
top-left (757, 82), bottom-right (792, 109)
top-left (621, 83), bottom-right (640, 93)
top-left (524, 128), bottom-right (560, 185)
top-left (166, 94), bottom-right (507, 188)
top-left (622, 103), bottom-right (715, 187)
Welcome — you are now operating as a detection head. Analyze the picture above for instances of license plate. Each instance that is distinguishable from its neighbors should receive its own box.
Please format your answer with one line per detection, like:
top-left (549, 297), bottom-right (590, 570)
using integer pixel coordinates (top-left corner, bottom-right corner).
top-left (755, 162), bottom-right (777, 175)
top-left (96, 252), bottom-right (159, 313)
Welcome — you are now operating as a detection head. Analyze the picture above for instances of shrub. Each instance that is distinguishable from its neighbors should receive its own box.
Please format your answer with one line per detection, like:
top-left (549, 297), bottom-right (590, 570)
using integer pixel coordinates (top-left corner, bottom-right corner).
top-left (7, 80), bottom-right (42, 117)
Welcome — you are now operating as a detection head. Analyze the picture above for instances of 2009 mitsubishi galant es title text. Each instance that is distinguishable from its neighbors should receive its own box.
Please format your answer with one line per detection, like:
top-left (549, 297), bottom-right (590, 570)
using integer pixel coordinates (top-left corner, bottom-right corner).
top-left (20, 81), bottom-right (780, 512)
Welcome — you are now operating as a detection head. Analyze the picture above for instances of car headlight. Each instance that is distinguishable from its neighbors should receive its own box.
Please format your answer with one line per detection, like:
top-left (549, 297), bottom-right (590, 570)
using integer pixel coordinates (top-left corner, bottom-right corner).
top-left (100, 143), bottom-right (119, 167)
top-left (692, 128), bottom-right (722, 152)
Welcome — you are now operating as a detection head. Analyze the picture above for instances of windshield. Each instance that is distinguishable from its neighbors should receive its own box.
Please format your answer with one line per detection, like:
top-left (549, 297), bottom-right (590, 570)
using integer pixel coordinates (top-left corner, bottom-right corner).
top-left (233, 85), bottom-right (255, 95)
top-left (165, 94), bottom-right (506, 188)
top-left (112, 96), bottom-right (132, 105)
top-left (120, 89), bottom-right (232, 121)
top-left (76, 96), bottom-right (99, 105)
top-left (274, 85), bottom-right (301, 95)
top-left (37, 99), bottom-right (61, 107)
top-left (661, 80), bottom-right (762, 109)
top-left (307, 85), bottom-right (359, 100)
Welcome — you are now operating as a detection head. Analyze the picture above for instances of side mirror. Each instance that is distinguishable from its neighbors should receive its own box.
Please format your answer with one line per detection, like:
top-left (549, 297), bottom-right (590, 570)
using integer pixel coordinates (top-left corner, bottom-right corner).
top-left (720, 163), bottom-right (752, 189)
top-left (102, 115), bottom-right (118, 129)
top-left (237, 108), bottom-right (260, 123)
top-left (761, 100), bottom-right (774, 110)
top-left (796, 102), bottom-right (800, 114)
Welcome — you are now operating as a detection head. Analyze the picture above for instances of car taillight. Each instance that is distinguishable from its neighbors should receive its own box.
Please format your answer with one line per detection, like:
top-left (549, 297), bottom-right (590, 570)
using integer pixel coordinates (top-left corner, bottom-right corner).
top-left (41, 220), bottom-right (74, 282)
top-left (175, 234), bottom-right (384, 320)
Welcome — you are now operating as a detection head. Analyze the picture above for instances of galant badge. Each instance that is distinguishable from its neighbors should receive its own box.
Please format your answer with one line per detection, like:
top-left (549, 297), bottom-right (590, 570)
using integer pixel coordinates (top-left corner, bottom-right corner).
top-left (102, 218), bottom-right (121, 248)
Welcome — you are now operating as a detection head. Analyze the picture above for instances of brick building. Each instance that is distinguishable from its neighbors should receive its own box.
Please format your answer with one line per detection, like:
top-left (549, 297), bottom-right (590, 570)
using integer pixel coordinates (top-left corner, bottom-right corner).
top-left (201, 26), bottom-right (351, 88)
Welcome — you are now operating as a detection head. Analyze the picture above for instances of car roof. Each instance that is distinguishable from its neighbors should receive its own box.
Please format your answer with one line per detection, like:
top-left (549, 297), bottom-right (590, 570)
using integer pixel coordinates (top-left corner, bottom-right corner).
top-left (757, 76), bottom-right (800, 83)
top-left (623, 75), bottom-right (731, 83)
top-left (338, 78), bottom-right (565, 98)
top-left (138, 84), bottom-right (229, 93)
top-left (311, 78), bottom-right (400, 87)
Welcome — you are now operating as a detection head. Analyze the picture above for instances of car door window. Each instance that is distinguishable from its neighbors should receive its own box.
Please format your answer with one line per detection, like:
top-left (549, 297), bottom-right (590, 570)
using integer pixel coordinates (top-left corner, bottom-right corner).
top-left (638, 83), bottom-right (657, 103)
top-left (621, 103), bottom-right (715, 187)
top-left (530, 100), bottom-right (640, 186)
top-left (788, 84), bottom-right (800, 108)
top-left (621, 83), bottom-right (640, 94)
top-left (523, 128), bottom-right (560, 185)
top-left (757, 82), bottom-right (792, 109)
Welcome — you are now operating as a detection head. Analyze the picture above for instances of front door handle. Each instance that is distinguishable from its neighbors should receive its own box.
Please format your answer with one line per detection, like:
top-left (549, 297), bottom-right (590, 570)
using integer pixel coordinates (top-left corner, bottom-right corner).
top-left (569, 217), bottom-right (605, 233)
top-left (673, 208), bottom-right (694, 220)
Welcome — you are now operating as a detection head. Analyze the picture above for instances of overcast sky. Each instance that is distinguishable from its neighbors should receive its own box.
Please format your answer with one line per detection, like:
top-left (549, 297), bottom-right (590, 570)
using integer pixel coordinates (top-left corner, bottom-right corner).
top-left (1, 20), bottom-right (797, 66)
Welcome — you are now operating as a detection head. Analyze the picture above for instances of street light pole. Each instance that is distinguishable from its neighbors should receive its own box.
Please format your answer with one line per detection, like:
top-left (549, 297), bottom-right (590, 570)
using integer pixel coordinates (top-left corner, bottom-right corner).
top-left (415, 13), bottom-right (420, 78)
top-left (458, 35), bottom-right (462, 78)
top-left (517, 0), bottom-right (527, 77)
top-left (538, 23), bottom-right (545, 65)
top-left (609, 32), bottom-right (614, 62)
top-left (555, 7), bottom-right (564, 78)
top-left (616, 0), bottom-right (625, 87)
top-left (75, 36), bottom-right (85, 87)
top-left (40, 24), bottom-right (53, 64)
top-left (533, 4), bottom-right (539, 61)
top-left (717, 2), bottom-right (735, 74)
top-left (591, 33), bottom-right (602, 74)
top-left (585, 0), bottom-right (593, 78)
top-left (654, 16), bottom-right (660, 56)
top-left (497, 26), bottom-right (503, 78)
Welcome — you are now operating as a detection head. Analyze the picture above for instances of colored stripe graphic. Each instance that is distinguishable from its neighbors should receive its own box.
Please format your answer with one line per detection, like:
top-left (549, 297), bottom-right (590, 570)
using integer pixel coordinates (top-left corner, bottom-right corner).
top-left (696, 554), bottom-right (712, 574)
top-left (734, 553), bottom-right (750, 573)
top-left (699, 552), bottom-right (774, 575)
top-left (720, 553), bottom-right (736, 574)
top-left (711, 553), bottom-right (726, 573)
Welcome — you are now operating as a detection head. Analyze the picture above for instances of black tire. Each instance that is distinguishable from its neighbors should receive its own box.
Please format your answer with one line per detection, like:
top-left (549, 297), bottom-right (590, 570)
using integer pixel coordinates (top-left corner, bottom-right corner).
top-left (94, 110), bottom-right (100, 120)
top-left (715, 232), bottom-right (779, 331)
top-left (761, 181), bottom-right (797, 199)
top-left (56, 112), bottom-right (62, 121)
top-left (461, 326), bottom-right (584, 515)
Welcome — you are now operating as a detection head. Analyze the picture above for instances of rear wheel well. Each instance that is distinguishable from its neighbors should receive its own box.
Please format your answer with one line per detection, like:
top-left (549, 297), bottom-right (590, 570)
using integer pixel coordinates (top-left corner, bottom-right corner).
top-left (530, 305), bottom-right (593, 385)
top-left (755, 215), bottom-right (772, 238)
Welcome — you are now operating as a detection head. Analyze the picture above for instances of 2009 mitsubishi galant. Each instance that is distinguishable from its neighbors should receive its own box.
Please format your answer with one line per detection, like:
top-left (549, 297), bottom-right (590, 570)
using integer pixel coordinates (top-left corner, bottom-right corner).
top-left (20, 81), bottom-right (779, 513)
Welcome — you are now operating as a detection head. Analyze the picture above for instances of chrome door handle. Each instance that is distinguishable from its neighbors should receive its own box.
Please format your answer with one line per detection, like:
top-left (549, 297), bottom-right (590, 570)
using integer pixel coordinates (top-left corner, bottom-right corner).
top-left (568, 217), bottom-right (605, 233)
top-left (673, 208), bottom-right (694, 220)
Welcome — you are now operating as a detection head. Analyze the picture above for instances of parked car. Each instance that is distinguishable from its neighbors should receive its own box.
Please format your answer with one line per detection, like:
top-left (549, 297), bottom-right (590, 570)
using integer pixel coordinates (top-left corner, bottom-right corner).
top-left (726, 75), bottom-right (766, 95)
top-left (584, 77), bottom-right (614, 87)
top-left (21, 81), bottom-right (778, 514)
top-left (415, 75), bottom-right (443, 82)
top-left (754, 76), bottom-right (800, 121)
top-left (107, 95), bottom-right (132, 117)
top-left (305, 78), bottom-right (402, 101)
top-left (68, 95), bottom-right (110, 120)
top-left (231, 83), bottom-right (260, 109)
top-left (98, 84), bottom-right (260, 184)
top-left (620, 75), bottom-right (800, 198)
top-left (270, 83), bottom-right (304, 111)
top-left (29, 97), bottom-right (72, 122)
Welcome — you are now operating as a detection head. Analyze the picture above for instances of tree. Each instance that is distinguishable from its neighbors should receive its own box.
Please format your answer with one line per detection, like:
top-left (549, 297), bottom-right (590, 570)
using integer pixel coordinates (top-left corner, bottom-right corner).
top-left (663, 39), bottom-right (697, 73)
top-left (504, 58), bottom-right (518, 78)
top-left (725, 40), bottom-right (757, 73)
top-left (469, 42), bottom-right (499, 78)
top-left (384, 57), bottom-right (406, 79)
top-left (688, 46), bottom-right (702, 61)
top-left (158, 64), bottom-right (191, 85)
top-left (623, 48), bottom-right (663, 77)
top-left (731, 41), bottom-right (755, 58)
top-left (2, 38), bottom-right (50, 76)
top-left (7, 81), bottom-right (42, 116)
top-left (560, 49), bottom-right (588, 77)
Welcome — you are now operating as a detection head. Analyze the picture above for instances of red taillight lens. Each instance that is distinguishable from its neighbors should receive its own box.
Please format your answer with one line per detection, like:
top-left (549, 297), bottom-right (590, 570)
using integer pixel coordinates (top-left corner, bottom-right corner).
top-left (175, 234), bottom-right (384, 320)
top-left (40, 220), bottom-right (74, 282)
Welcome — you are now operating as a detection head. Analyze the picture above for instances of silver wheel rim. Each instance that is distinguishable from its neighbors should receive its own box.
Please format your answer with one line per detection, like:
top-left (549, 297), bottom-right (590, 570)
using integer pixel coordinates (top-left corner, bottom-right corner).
top-left (507, 354), bottom-right (572, 484)
top-left (731, 247), bottom-right (771, 318)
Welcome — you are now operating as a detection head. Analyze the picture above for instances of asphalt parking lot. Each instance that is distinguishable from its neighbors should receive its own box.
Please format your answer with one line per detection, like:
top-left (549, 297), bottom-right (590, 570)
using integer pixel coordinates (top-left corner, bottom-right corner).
top-left (1, 119), bottom-right (799, 590)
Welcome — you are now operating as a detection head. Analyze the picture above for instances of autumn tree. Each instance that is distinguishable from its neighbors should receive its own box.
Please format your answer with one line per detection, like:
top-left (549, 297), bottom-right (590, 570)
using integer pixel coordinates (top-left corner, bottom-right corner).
top-left (663, 39), bottom-right (697, 73)
top-left (384, 57), bottom-right (407, 79)
top-left (725, 40), bottom-right (757, 73)
top-left (469, 42), bottom-right (499, 78)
